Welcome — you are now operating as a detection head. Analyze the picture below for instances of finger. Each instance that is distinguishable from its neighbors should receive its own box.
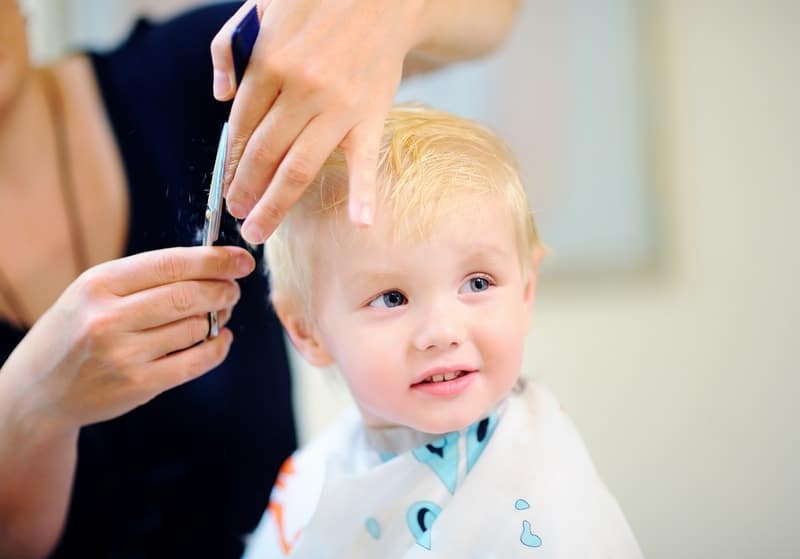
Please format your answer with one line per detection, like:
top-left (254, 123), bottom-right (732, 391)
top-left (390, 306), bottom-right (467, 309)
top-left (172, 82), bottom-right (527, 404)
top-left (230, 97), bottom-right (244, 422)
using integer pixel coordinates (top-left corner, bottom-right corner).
top-left (226, 94), bottom-right (316, 220)
top-left (135, 307), bottom-right (234, 361)
top-left (210, 1), bottom-right (259, 100)
top-left (216, 306), bottom-right (233, 330)
top-left (140, 328), bottom-right (234, 393)
top-left (116, 279), bottom-right (240, 331)
top-left (342, 117), bottom-right (384, 227)
top-left (239, 114), bottom-right (349, 243)
top-left (97, 246), bottom-right (254, 296)
top-left (224, 30), bottom-right (283, 197)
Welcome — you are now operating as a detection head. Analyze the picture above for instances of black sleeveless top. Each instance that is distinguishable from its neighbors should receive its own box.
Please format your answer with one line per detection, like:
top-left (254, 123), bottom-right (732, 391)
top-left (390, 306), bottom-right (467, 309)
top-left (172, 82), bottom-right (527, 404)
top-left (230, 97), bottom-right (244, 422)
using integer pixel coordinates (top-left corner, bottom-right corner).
top-left (1, 4), bottom-right (296, 557)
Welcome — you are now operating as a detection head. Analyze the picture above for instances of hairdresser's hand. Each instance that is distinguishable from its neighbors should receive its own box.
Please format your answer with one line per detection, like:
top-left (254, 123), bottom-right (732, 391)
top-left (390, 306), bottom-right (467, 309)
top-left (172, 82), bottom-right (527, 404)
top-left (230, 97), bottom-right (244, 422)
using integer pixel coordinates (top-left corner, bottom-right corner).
top-left (211, 0), bottom-right (427, 243)
top-left (0, 246), bottom-right (253, 432)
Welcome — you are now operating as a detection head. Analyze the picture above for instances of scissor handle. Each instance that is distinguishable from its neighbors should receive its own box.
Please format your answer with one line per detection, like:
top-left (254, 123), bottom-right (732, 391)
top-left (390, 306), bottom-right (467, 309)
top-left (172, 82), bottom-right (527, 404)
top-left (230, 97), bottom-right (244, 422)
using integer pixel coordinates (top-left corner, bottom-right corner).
top-left (232, 6), bottom-right (260, 86)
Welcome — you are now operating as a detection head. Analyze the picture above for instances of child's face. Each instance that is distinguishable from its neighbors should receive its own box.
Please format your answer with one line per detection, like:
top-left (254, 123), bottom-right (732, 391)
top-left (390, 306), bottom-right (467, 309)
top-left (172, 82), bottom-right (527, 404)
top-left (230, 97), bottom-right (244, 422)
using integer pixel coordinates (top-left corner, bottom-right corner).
top-left (299, 193), bottom-right (538, 434)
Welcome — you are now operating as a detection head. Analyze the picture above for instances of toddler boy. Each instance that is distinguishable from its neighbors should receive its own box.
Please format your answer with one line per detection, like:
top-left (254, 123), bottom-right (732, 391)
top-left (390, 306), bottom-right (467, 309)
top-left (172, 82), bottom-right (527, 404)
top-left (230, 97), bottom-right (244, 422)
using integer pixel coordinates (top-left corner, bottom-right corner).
top-left (244, 105), bottom-right (643, 558)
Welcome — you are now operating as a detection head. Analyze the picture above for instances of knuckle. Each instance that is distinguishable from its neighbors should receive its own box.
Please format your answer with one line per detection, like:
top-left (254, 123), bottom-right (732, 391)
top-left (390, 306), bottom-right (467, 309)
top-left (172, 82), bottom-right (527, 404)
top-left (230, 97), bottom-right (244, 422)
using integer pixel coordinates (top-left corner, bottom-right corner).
top-left (213, 251), bottom-right (231, 276)
top-left (250, 140), bottom-right (281, 167)
top-left (76, 310), bottom-right (116, 350)
top-left (227, 134), bottom-right (248, 160)
top-left (297, 63), bottom-right (326, 94)
top-left (355, 146), bottom-right (379, 170)
top-left (75, 268), bottom-right (106, 299)
top-left (223, 161), bottom-right (238, 193)
top-left (334, 86), bottom-right (359, 112)
top-left (283, 158), bottom-right (315, 187)
top-left (168, 284), bottom-right (195, 313)
top-left (87, 311), bottom-right (116, 340)
top-left (211, 282), bottom-right (228, 307)
top-left (183, 350), bottom-right (213, 381)
top-left (220, 280), bottom-right (241, 306)
top-left (187, 316), bottom-right (210, 343)
top-left (105, 345), bottom-right (136, 371)
top-left (189, 334), bottom-right (231, 376)
top-left (260, 51), bottom-right (288, 79)
top-left (260, 200), bottom-right (286, 224)
top-left (118, 369), bottom-right (150, 399)
top-left (155, 252), bottom-right (186, 284)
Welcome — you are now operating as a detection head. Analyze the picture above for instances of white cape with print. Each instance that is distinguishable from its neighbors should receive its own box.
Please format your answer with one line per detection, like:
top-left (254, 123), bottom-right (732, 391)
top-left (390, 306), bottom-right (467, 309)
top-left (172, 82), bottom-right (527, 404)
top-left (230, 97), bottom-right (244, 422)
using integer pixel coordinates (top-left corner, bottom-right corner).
top-left (243, 381), bottom-right (643, 558)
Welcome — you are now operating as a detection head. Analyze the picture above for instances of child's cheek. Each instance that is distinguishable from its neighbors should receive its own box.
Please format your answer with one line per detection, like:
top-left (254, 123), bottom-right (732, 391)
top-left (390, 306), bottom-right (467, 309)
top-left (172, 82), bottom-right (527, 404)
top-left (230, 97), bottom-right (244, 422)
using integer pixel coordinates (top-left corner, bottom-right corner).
top-left (479, 317), bottom-right (527, 375)
top-left (337, 341), bottom-right (396, 400)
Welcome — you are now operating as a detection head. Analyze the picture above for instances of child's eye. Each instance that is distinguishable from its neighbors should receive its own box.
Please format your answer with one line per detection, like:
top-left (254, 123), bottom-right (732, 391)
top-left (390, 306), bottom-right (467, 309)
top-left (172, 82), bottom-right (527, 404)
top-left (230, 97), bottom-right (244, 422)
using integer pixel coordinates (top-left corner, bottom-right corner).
top-left (459, 275), bottom-right (494, 294)
top-left (369, 290), bottom-right (408, 308)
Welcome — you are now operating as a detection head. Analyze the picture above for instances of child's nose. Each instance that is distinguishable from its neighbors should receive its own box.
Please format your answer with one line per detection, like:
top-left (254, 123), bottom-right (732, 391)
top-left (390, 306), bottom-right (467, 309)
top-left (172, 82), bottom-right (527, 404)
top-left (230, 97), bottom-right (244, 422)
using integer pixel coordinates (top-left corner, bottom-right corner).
top-left (412, 302), bottom-right (466, 351)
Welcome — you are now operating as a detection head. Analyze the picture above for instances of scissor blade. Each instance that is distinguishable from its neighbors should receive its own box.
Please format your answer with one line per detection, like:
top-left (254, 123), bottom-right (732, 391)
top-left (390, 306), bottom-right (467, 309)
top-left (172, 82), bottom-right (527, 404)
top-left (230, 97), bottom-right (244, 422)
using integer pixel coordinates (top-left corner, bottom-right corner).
top-left (202, 122), bottom-right (228, 246)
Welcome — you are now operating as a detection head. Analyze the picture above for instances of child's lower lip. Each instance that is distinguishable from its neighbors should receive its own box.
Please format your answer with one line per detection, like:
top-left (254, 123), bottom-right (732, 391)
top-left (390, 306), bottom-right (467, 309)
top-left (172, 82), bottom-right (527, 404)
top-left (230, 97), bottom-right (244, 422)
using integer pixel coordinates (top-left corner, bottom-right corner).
top-left (410, 371), bottom-right (476, 397)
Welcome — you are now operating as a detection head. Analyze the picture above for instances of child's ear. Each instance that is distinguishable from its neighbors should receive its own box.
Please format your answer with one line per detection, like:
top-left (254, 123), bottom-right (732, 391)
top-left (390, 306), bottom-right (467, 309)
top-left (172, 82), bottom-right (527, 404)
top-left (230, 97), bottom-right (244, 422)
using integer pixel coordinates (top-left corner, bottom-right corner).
top-left (523, 245), bottom-right (545, 313)
top-left (272, 296), bottom-right (334, 367)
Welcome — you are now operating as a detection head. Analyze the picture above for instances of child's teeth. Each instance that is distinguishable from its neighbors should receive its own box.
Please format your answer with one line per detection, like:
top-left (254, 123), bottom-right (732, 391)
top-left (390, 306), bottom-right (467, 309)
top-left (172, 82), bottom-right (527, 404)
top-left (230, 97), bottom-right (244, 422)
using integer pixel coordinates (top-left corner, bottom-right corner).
top-left (425, 371), bottom-right (465, 383)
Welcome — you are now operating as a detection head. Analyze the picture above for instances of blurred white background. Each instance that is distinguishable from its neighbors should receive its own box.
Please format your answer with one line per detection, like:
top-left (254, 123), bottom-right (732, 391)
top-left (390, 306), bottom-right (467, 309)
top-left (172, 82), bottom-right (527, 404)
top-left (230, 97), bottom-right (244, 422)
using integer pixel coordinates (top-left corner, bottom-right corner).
top-left (25, 1), bottom-right (800, 557)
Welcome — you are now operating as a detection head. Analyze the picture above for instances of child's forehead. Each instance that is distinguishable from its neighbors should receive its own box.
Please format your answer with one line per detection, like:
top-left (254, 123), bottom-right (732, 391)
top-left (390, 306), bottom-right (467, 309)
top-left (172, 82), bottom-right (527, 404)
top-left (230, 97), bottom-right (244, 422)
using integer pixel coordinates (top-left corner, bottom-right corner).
top-left (316, 190), bottom-right (510, 250)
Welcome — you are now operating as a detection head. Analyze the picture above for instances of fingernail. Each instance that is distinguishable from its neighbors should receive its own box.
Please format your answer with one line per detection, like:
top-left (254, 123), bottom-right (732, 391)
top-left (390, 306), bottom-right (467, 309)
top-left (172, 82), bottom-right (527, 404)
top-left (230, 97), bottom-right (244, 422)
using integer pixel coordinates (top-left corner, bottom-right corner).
top-left (227, 199), bottom-right (248, 219)
top-left (241, 221), bottom-right (266, 244)
top-left (213, 70), bottom-right (234, 99)
top-left (359, 204), bottom-right (373, 226)
top-left (238, 254), bottom-right (255, 274)
top-left (350, 200), bottom-right (373, 226)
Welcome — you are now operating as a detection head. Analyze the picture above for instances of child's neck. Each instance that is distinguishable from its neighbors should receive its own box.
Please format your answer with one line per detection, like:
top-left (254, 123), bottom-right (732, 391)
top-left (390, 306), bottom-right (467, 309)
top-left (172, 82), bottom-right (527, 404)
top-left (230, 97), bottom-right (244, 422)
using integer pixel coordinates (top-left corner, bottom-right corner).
top-left (362, 396), bottom-right (511, 456)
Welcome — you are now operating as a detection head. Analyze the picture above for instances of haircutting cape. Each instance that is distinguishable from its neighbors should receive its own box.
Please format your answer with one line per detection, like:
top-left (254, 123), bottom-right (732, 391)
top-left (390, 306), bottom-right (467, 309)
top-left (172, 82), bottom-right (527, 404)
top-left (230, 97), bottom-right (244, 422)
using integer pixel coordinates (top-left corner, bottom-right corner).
top-left (243, 381), bottom-right (643, 558)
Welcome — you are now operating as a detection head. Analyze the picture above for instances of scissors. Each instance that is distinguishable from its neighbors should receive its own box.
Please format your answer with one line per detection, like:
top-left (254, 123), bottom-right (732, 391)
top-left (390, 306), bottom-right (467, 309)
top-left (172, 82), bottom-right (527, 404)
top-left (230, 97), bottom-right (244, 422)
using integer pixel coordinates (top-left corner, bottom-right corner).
top-left (203, 6), bottom-right (260, 338)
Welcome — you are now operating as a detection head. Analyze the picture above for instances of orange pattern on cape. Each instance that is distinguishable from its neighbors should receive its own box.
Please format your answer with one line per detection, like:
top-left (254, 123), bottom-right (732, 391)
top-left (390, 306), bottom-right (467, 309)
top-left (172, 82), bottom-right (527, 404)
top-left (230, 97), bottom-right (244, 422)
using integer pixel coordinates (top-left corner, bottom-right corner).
top-left (268, 456), bottom-right (301, 554)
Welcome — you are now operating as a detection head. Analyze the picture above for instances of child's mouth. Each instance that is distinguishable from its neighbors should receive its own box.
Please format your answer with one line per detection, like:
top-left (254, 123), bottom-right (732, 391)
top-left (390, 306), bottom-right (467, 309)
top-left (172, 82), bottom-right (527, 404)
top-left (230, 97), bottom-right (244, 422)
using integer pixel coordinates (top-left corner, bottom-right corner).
top-left (411, 369), bottom-right (478, 397)
top-left (417, 370), bottom-right (470, 384)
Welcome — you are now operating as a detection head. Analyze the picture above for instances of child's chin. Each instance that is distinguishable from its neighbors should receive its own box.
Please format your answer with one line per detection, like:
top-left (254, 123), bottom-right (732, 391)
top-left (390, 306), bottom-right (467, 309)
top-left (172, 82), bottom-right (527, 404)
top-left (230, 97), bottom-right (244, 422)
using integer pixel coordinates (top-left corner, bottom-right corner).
top-left (413, 413), bottom-right (480, 435)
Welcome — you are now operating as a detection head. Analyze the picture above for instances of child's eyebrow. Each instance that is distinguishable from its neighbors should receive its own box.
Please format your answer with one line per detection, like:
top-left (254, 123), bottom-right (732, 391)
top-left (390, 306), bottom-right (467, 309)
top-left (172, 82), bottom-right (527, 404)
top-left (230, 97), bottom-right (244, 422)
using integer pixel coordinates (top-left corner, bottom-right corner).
top-left (341, 243), bottom-right (516, 290)
top-left (457, 243), bottom-right (517, 268)
top-left (343, 269), bottom-right (404, 292)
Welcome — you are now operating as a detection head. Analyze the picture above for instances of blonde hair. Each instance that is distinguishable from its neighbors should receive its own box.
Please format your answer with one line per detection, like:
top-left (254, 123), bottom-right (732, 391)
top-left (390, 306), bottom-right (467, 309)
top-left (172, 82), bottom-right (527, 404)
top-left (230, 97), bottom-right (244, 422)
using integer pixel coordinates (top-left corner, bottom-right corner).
top-left (265, 104), bottom-right (541, 316)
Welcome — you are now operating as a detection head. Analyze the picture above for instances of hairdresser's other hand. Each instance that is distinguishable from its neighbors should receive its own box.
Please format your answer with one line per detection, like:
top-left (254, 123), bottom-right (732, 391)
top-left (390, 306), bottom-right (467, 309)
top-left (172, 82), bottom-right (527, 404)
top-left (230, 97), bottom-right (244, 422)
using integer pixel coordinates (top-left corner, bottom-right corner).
top-left (211, 0), bottom-right (428, 243)
top-left (0, 246), bottom-right (253, 433)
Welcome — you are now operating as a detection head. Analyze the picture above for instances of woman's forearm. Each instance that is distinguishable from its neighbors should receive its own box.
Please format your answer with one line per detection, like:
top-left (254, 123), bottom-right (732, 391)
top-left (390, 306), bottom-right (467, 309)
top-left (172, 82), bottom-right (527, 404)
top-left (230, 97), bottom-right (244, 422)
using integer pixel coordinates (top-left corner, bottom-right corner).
top-left (409, 0), bottom-right (521, 66)
top-left (0, 372), bottom-right (78, 559)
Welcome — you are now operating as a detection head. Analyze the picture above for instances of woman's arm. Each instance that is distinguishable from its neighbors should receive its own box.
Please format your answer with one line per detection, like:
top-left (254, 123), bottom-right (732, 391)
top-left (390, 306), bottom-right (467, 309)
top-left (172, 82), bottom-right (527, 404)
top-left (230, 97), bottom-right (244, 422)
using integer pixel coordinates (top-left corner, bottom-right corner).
top-left (0, 246), bottom-right (251, 558)
top-left (0, 397), bottom-right (77, 559)
top-left (406, 0), bottom-right (521, 73)
top-left (210, 0), bottom-right (521, 245)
